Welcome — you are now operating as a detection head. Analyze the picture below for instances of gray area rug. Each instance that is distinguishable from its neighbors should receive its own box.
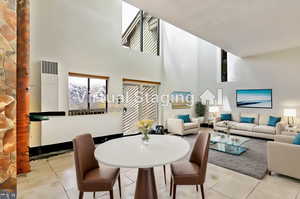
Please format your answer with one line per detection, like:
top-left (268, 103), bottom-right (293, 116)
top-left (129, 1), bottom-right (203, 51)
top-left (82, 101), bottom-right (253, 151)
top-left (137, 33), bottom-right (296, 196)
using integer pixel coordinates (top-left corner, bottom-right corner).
top-left (183, 134), bottom-right (268, 179)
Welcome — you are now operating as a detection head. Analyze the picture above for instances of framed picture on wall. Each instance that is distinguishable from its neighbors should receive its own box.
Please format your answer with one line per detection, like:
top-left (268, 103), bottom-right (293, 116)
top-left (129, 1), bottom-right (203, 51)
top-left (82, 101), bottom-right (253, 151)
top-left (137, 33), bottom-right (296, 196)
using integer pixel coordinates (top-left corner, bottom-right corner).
top-left (170, 91), bottom-right (193, 109)
top-left (236, 89), bottom-right (272, 109)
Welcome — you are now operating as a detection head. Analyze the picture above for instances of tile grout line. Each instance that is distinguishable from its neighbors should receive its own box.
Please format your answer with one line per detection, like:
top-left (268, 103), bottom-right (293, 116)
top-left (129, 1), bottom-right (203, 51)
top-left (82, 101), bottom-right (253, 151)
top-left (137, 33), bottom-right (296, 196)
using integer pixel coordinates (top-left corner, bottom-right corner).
top-left (211, 187), bottom-right (234, 199)
top-left (295, 191), bottom-right (300, 199)
top-left (245, 181), bottom-right (260, 199)
top-left (46, 159), bottom-right (71, 199)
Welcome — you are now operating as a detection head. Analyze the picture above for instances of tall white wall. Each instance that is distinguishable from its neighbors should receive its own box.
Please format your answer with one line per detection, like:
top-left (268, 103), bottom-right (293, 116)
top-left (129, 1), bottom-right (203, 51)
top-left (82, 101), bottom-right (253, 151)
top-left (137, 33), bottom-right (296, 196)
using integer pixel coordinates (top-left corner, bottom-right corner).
top-left (30, 0), bottom-right (162, 146)
top-left (160, 22), bottom-right (218, 123)
top-left (221, 47), bottom-right (300, 117)
top-left (161, 21), bottom-right (300, 124)
top-left (30, 0), bottom-right (300, 147)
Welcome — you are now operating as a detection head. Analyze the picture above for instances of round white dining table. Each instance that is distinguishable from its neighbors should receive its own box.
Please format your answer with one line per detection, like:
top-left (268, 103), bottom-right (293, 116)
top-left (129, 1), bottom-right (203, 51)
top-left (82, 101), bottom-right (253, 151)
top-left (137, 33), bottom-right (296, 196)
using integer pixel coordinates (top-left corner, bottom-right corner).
top-left (95, 135), bottom-right (190, 199)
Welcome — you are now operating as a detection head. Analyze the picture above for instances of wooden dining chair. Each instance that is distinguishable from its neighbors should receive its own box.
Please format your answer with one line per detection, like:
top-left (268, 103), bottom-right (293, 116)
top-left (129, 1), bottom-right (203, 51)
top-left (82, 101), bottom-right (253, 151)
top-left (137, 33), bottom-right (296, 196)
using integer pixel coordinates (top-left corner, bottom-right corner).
top-left (170, 132), bottom-right (210, 199)
top-left (73, 134), bottom-right (122, 199)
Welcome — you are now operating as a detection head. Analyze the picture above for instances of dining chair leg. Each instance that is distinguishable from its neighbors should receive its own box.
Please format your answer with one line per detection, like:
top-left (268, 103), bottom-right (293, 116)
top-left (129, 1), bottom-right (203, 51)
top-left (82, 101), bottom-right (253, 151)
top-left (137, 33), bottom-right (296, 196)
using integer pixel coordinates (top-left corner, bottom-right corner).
top-left (196, 185), bottom-right (199, 192)
top-left (118, 175), bottom-right (122, 198)
top-left (93, 192), bottom-right (96, 198)
top-left (172, 184), bottom-right (177, 199)
top-left (109, 190), bottom-right (114, 199)
top-left (170, 176), bottom-right (173, 196)
top-left (163, 165), bottom-right (167, 185)
top-left (200, 184), bottom-right (205, 199)
top-left (79, 192), bottom-right (84, 199)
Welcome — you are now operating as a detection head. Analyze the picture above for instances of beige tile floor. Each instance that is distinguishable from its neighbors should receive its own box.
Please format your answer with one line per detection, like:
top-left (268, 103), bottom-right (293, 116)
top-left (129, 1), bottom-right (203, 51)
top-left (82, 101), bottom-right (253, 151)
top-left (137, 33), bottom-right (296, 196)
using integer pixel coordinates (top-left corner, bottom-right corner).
top-left (17, 150), bottom-right (300, 199)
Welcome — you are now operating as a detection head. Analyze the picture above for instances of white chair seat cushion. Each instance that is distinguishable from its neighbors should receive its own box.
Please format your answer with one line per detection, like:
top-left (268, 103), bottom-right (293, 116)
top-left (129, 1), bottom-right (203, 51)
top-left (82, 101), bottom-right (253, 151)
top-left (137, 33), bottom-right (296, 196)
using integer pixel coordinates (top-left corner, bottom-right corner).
top-left (215, 121), bottom-right (239, 128)
top-left (253, 125), bottom-right (276, 135)
top-left (183, 122), bottom-right (198, 130)
top-left (231, 123), bottom-right (256, 132)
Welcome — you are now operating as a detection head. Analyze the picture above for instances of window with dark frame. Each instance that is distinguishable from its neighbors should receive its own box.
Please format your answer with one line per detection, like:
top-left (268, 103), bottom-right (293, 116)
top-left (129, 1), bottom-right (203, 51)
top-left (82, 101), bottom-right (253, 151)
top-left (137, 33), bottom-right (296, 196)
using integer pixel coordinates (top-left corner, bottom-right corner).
top-left (221, 49), bottom-right (228, 82)
top-left (68, 73), bottom-right (108, 116)
top-left (122, 2), bottom-right (160, 56)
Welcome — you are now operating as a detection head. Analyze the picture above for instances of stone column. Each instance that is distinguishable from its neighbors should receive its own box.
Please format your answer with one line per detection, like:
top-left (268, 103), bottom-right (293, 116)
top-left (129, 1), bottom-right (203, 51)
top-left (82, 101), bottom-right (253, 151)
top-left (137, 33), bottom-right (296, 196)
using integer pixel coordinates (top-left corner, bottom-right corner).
top-left (0, 0), bottom-right (17, 193)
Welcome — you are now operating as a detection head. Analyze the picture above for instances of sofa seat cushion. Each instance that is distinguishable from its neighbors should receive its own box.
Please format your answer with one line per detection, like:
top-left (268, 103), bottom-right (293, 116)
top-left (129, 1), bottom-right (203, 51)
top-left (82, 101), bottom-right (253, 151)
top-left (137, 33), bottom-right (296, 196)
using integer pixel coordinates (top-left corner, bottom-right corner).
top-left (215, 121), bottom-right (239, 128)
top-left (231, 123), bottom-right (256, 132)
top-left (253, 125), bottom-right (276, 135)
top-left (183, 122), bottom-right (198, 130)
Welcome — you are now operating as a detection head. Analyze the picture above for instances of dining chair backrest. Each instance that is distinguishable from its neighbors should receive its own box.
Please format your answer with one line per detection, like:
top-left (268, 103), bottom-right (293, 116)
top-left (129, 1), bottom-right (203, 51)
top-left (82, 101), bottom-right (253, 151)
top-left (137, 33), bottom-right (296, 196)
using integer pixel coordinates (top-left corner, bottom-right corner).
top-left (73, 134), bottom-right (99, 184)
top-left (189, 132), bottom-right (211, 181)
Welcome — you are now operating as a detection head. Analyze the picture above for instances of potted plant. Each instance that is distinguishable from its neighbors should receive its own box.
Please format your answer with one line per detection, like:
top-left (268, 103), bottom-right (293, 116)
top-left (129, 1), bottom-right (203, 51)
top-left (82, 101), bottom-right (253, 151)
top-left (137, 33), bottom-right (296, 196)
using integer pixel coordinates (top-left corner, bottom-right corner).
top-left (136, 119), bottom-right (154, 145)
top-left (195, 101), bottom-right (206, 122)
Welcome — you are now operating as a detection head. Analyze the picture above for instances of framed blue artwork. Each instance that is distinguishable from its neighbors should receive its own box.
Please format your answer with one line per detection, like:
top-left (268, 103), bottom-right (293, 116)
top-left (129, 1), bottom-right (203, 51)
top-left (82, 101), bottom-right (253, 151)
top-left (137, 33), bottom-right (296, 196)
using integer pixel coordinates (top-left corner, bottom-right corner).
top-left (236, 89), bottom-right (272, 109)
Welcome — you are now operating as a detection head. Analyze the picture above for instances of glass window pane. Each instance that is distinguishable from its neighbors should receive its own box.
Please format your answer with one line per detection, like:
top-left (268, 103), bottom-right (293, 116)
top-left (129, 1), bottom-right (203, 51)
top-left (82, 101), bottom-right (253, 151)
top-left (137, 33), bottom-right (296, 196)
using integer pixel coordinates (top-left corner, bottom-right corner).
top-left (68, 76), bottom-right (88, 110)
top-left (90, 78), bottom-right (107, 111)
top-left (140, 85), bottom-right (158, 121)
top-left (122, 2), bottom-right (139, 34)
top-left (143, 13), bottom-right (159, 55)
top-left (122, 2), bottom-right (141, 51)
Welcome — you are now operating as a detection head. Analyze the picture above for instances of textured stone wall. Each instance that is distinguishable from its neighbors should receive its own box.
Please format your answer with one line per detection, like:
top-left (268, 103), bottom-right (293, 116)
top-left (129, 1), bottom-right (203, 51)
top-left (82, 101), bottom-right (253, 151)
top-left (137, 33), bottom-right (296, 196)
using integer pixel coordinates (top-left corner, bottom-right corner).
top-left (0, 0), bottom-right (17, 194)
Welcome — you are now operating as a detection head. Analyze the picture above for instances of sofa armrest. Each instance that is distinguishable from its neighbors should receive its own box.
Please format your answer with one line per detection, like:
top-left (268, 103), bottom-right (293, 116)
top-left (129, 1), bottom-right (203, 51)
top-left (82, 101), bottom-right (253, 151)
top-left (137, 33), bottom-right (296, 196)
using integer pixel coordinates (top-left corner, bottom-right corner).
top-left (213, 117), bottom-right (221, 126)
top-left (267, 141), bottom-right (300, 179)
top-left (275, 121), bottom-right (287, 134)
top-left (191, 117), bottom-right (204, 126)
top-left (167, 118), bottom-right (184, 134)
top-left (274, 135), bottom-right (294, 144)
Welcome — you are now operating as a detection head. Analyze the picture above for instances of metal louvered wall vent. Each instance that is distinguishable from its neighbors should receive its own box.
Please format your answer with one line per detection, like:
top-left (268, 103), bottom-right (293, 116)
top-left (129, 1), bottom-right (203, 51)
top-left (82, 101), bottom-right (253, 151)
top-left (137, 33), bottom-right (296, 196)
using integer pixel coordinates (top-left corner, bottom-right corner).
top-left (41, 60), bottom-right (58, 75)
top-left (40, 60), bottom-right (59, 112)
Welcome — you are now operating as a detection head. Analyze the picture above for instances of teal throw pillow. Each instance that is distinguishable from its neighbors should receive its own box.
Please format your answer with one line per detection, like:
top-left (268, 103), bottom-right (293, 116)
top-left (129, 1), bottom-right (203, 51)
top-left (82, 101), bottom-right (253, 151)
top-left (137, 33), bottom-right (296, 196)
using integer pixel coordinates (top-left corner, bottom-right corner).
top-left (267, 116), bottom-right (281, 127)
top-left (221, 114), bottom-right (232, 121)
top-left (177, 114), bottom-right (191, 123)
top-left (240, 117), bottom-right (255, 124)
top-left (292, 133), bottom-right (300, 145)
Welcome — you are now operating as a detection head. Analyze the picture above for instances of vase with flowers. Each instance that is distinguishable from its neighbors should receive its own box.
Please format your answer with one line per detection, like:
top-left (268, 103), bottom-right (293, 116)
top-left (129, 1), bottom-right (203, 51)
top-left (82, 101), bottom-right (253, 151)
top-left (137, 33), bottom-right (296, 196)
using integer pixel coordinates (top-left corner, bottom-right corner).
top-left (223, 121), bottom-right (232, 137)
top-left (136, 119), bottom-right (154, 145)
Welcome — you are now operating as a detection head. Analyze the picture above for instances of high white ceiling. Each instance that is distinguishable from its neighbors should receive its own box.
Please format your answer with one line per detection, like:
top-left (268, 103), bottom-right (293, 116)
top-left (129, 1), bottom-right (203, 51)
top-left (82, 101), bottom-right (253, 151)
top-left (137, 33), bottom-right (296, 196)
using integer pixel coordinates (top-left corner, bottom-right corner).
top-left (125, 0), bottom-right (300, 57)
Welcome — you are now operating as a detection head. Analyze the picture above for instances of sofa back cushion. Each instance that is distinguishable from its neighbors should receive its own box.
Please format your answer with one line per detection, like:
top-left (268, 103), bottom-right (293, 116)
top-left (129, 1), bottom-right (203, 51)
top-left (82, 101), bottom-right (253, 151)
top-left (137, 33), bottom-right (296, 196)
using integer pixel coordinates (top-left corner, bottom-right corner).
top-left (259, 114), bottom-right (270, 125)
top-left (259, 114), bottom-right (281, 125)
top-left (232, 112), bottom-right (240, 122)
top-left (177, 114), bottom-right (191, 123)
top-left (240, 112), bottom-right (259, 124)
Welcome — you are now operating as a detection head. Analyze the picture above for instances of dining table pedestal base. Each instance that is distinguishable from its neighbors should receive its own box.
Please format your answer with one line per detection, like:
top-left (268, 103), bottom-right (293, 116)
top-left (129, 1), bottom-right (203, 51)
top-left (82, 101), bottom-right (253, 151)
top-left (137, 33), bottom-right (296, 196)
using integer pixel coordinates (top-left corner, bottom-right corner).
top-left (134, 168), bottom-right (158, 199)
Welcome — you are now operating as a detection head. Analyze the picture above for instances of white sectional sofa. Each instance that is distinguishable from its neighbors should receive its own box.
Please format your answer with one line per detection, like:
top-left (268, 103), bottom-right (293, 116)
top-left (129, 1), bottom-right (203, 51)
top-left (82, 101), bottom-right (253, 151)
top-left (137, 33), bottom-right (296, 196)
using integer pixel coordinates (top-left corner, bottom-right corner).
top-left (167, 117), bottom-right (204, 136)
top-left (267, 135), bottom-right (300, 179)
top-left (214, 112), bottom-right (286, 140)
